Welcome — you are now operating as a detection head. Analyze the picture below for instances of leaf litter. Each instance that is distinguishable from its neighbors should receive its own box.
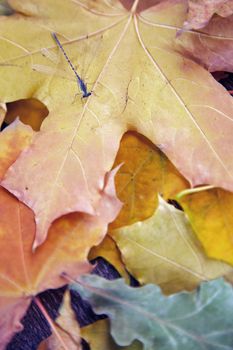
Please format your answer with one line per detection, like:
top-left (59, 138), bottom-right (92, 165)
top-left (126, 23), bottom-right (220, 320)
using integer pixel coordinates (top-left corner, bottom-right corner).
top-left (0, 0), bottom-right (233, 348)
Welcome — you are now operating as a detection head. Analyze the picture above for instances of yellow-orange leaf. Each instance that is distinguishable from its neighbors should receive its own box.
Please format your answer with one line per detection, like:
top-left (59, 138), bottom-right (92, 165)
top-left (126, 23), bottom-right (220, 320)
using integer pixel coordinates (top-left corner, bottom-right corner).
top-left (179, 188), bottom-right (233, 265)
top-left (89, 235), bottom-right (130, 282)
top-left (110, 132), bottom-right (188, 229)
top-left (5, 98), bottom-right (48, 131)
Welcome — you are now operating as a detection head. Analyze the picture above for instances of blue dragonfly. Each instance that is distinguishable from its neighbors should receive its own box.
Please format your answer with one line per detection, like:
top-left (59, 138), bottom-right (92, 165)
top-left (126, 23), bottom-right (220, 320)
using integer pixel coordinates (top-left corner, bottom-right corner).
top-left (32, 33), bottom-right (97, 99)
top-left (51, 32), bottom-right (91, 98)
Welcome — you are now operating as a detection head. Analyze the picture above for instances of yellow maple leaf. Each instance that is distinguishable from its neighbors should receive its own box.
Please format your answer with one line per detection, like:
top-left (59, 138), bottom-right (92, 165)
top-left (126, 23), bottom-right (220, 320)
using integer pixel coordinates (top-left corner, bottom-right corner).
top-left (0, 0), bottom-right (233, 250)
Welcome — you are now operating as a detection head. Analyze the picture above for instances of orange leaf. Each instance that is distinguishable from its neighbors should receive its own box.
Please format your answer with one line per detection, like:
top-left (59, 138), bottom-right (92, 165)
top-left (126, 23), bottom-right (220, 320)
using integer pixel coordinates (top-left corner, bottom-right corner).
top-left (0, 123), bottom-right (120, 347)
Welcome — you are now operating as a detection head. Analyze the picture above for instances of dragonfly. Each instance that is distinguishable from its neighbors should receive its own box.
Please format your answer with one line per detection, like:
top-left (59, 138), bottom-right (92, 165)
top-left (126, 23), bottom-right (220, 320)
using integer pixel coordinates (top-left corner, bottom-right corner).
top-left (51, 32), bottom-right (91, 98)
top-left (32, 33), bottom-right (96, 99)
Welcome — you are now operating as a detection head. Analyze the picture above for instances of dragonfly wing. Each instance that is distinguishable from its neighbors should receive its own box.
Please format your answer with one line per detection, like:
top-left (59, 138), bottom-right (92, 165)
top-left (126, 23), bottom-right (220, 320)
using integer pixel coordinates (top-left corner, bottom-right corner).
top-left (41, 48), bottom-right (59, 64)
top-left (32, 63), bottom-right (76, 82)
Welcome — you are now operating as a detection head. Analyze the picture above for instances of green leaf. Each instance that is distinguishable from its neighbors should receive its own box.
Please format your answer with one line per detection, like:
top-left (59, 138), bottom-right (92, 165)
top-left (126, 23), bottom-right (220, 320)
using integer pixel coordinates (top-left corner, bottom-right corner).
top-left (71, 276), bottom-right (233, 350)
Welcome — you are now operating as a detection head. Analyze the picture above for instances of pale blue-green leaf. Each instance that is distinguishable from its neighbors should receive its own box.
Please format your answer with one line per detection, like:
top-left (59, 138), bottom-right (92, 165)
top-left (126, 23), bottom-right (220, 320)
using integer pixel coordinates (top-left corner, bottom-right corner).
top-left (71, 276), bottom-right (233, 350)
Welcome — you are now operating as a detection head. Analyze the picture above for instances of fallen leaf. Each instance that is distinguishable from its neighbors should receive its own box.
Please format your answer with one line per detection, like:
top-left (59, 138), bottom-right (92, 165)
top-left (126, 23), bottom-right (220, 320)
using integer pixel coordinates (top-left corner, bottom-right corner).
top-left (82, 319), bottom-right (142, 350)
top-left (0, 119), bottom-right (33, 180)
top-left (0, 122), bottom-right (120, 347)
top-left (5, 98), bottom-right (49, 131)
top-left (184, 0), bottom-right (233, 30)
top-left (89, 235), bottom-right (130, 283)
top-left (110, 132), bottom-right (188, 229)
top-left (177, 11), bottom-right (233, 72)
top-left (111, 196), bottom-right (232, 293)
top-left (179, 188), bottom-right (233, 265)
top-left (1, 0), bottom-right (233, 247)
top-left (38, 291), bottom-right (82, 350)
top-left (71, 275), bottom-right (233, 350)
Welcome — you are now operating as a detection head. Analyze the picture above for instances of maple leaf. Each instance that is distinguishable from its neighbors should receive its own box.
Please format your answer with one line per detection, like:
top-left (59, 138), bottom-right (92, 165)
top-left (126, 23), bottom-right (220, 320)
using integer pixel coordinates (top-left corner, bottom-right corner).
top-left (1, 0), bottom-right (233, 249)
top-left (109, 132), bottom-right (188, 229)
top-left (111, 196), bottom-right (232, 293)
top-left (184, 0), bottom-right (233, 30)
top-left (71, 275), bottom-right (233, 350)
top-left (0, 121), bottom-right (120, 347)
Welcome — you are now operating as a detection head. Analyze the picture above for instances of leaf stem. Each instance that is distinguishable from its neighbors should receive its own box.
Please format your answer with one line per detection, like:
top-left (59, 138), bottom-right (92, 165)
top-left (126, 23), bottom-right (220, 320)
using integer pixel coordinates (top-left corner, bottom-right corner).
top-left (176, 185), bottom-right (215, 199)
top-left (34, 296), bottom-right (69, 350)
top-left (131, 0), bottom-right (140, 13)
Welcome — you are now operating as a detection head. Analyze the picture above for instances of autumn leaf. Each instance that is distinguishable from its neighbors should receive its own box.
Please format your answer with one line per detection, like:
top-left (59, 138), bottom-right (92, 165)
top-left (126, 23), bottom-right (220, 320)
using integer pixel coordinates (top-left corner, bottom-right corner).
top-left (178, 9), bottom-right (233, 72)
top-left (89, 235), bottom-right (130, 283)
top-left (0, 122), bottom-right (120, 347)
top-left (109, 132), bottom-right (188, 229)
top-left (90, 130), bottom-right (188, 283)
top-left (5, 98), bottom-right (49, 131)
top-left (38, 291), bottom-right (82, 350)
top-left (0, 119), bottom-right (33, 181)
top-left (178, 188), bottom-right (233, 265)
top-left (82, 319), bottom-right (142, 350)
top-left (184, 0), bottom-right (233, 30)
top-left (0, 0), bottom-right (233, 248)
top-left (111, 196), bottom-right (232, 293)
top-left (71, 275), bottom-right (233, 350)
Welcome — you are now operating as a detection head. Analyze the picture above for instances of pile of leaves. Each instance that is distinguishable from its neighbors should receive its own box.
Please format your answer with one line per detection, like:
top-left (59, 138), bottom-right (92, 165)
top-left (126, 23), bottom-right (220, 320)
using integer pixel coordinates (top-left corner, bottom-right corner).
top-left (0, 0), bottom-right (233, 349)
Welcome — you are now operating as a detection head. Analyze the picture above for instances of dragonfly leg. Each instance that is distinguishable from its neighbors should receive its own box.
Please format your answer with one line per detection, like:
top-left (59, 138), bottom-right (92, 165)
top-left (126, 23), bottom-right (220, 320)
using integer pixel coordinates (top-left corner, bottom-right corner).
top-left (72, 92), bottom-right (83, 104)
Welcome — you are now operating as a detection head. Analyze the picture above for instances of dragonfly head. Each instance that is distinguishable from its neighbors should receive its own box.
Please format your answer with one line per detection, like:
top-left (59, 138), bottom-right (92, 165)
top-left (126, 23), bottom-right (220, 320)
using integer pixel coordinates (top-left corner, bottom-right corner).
top-left (83, 91), bottom-right (92, 98)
